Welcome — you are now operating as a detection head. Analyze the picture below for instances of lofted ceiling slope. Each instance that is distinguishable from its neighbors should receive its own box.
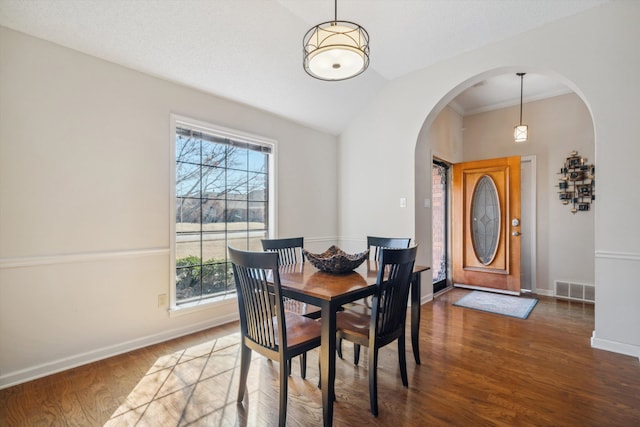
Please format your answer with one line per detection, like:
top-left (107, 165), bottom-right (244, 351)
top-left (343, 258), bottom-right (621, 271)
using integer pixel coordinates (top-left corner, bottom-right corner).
top-left (0, 0), bottom-right (608, 134)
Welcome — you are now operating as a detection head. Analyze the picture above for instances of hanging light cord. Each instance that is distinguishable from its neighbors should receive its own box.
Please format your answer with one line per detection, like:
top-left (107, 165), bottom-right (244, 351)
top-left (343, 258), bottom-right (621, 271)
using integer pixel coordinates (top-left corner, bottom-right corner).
top-left (518, 73), bottom-right (525, 125)
top-left (334, 0), bottom-right (337, 22)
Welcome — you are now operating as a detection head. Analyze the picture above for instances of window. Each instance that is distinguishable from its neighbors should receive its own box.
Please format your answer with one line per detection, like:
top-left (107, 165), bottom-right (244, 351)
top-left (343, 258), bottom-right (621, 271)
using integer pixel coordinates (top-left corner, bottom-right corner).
top-left (432, 159), bottom-right (449, 294)
top-left (172, 117), bottom-right (274, 306)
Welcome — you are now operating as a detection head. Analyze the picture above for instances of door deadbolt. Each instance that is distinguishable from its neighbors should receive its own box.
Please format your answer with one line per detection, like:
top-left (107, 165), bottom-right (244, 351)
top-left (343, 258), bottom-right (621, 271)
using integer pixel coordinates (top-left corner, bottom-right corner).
top-left (511, 218), bottom-right (520, 227)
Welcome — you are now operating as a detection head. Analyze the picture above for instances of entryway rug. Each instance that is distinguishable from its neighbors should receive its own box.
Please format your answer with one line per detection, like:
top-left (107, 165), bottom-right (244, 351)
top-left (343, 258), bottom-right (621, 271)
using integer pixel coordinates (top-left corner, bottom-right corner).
top-left (453, 290), bottom-right (538, 319)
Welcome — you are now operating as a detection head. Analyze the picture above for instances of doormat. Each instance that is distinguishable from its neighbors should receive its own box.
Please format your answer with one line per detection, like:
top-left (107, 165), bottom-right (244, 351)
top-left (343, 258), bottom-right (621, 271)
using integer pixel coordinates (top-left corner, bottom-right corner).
top-left (453, 291), bottom-right (538, 319)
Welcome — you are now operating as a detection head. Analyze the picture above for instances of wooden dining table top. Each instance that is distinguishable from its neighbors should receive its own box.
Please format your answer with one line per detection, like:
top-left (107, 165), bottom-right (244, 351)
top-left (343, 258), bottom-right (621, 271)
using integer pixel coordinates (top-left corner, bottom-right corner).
top-left (278, 260), bottom-right (429, 302)
top-left (277, 261), bottom-right (374, 300)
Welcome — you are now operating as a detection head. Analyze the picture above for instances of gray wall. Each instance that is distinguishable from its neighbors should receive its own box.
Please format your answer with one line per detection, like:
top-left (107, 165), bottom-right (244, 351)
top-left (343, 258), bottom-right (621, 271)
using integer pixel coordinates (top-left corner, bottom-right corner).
top-left (0, 27), bottom-right (338, 387)
top-left (338, 2), bottom-right (640, 358)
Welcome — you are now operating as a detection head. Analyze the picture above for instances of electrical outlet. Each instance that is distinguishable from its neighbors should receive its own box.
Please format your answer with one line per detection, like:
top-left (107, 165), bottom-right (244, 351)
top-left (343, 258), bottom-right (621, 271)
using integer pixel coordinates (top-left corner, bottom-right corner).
top-left (158, 294), bottom-right (168, 307)
top-left (400, 197), bottom-right (407, 208)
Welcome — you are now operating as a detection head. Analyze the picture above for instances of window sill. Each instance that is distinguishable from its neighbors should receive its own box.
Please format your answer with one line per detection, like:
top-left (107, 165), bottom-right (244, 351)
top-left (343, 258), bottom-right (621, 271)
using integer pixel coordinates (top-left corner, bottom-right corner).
top-left (169, 294), bottom-right (237, 318)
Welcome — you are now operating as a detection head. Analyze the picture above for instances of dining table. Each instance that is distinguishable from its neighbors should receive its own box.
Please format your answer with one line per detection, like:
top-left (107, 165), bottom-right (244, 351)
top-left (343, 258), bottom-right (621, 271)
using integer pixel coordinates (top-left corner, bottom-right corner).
top-left (278, 260), bottom-right (430, 427)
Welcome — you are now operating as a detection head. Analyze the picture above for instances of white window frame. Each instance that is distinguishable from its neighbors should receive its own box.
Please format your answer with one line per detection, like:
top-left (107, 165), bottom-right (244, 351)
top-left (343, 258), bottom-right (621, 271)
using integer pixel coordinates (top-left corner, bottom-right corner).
top-left (169, 114), bottom-right (277, 315)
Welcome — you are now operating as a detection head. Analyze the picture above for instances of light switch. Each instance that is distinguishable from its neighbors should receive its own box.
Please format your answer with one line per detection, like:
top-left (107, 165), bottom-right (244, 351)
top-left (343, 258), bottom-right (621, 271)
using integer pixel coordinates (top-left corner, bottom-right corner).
top-left (424, 198), bottom-right (431, 208)
top-left (400, 197), bottom-right (407, 208)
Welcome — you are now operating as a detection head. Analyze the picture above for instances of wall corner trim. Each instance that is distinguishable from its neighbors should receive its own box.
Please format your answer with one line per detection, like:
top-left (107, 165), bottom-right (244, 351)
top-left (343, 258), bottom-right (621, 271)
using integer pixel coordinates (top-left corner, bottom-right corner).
top-left (591, 330), bottom-right (640, 361)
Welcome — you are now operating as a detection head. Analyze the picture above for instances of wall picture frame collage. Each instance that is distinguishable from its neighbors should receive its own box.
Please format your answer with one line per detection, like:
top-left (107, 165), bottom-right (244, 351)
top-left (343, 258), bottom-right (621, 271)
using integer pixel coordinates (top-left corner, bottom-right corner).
top-left (557, 150), bottom-right (595, 214)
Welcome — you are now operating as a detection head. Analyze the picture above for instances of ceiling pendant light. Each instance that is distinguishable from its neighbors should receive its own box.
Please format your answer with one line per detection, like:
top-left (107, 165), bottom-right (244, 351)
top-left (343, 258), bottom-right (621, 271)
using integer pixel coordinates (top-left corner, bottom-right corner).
top-left (303, 0), bottom-right (370, 81)
top-left (514, 72), bottom-right (528, 143)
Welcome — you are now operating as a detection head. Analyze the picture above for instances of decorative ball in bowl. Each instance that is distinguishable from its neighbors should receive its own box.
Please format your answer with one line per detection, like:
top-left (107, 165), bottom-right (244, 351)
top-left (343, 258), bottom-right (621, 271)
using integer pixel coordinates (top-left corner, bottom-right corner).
top-left (303, 245), bottom-right (369, 274)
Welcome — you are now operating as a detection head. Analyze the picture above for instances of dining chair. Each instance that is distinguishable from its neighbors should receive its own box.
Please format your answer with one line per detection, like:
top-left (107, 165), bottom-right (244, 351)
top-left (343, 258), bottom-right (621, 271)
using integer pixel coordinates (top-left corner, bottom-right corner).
top-left (262, 237), bottom-right (320, 314)
top-left (229, 246), bottom-right (322, 427)
top-left (335, 246), bottom-right (417, 417)
top-left (337, 236), bottom-right (413, 363)
top-left (367, 236), bottom-right (411, 261)
top-left (262, 237), bottom-right (322, 378)
top-left (261, 237), bottom-right (305, 265)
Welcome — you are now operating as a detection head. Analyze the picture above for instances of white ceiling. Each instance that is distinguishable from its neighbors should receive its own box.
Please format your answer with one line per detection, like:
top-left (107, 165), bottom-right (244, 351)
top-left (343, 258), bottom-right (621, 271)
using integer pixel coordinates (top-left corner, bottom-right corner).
top-left (450, 72), bottom-right (573, 116)
top-left (0, 0), bottom-right (608, 134)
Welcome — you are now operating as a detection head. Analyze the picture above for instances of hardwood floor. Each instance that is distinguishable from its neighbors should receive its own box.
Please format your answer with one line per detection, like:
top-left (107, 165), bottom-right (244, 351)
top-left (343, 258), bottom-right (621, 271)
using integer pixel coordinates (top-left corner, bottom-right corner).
top-left (1, 289), bottom-right (639, 426)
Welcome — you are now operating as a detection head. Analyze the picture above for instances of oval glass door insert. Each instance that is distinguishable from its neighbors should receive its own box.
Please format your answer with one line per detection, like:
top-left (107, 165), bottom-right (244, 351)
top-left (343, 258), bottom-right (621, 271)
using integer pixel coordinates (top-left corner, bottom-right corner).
top-left (471, 175), bottom-right (500, 265)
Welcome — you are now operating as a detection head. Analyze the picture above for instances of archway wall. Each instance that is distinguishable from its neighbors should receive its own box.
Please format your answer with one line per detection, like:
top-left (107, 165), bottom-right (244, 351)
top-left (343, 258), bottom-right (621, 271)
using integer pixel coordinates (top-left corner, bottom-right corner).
top-left (337, 1), bottom-right (640, 356)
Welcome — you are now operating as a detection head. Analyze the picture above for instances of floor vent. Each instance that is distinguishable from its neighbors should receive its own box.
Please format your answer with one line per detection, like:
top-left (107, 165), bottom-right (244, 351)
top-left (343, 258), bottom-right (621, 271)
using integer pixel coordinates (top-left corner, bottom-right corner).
top-left (554, 280), bottom-right (595, 303)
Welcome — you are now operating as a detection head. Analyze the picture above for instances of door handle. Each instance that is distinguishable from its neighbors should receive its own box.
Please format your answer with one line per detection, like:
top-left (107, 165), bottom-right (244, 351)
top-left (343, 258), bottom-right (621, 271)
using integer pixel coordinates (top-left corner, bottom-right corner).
top-left (512, 231), bottom-right (521, 236)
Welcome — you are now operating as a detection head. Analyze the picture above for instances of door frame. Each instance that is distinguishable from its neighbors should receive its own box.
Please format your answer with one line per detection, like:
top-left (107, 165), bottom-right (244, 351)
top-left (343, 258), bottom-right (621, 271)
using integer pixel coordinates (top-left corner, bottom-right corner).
top-left (520, 156), bottom-right (537, 293)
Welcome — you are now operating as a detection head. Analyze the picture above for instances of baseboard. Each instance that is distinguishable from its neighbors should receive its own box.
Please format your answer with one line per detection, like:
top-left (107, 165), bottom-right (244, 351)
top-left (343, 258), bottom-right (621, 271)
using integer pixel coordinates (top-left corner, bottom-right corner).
top-left (432, 287), bottom-right (456, 302)
top-left (0, 312), bottom-right (239, 390)
top-left (591, 330), bottom-right (640, 361)
top-left (421, 292), bottom-right (433, 305)
top-left (532, 288), bottom-right (554, 297)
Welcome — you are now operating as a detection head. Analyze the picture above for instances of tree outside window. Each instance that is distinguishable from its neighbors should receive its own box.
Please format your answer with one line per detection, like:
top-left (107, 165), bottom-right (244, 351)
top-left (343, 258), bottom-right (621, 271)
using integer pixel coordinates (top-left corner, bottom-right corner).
top-left (174, 123), bottom-right (272, 305)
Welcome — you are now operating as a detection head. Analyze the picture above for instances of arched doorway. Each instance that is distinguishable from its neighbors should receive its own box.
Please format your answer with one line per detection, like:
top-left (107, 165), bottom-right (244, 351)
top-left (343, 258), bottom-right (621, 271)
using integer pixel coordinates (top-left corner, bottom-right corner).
top-left (415, 69), bottom-right (595, 301)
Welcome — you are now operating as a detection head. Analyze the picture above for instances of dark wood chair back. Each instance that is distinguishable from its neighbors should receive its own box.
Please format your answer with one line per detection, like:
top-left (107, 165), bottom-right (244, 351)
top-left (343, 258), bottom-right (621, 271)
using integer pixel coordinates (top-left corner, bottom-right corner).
top-left (261, 237), bottom-right (304, 265)
top-left (230, 247), bottom-right (284, 354)
top-left (261, 237), bottom-right (320, 320)
top-left (367, 236), bottom-right (411, 261)
top-left (373, 246), bottom-right (417, 343)
top-left (228, 246), bottom-right (321, 427)
top-left (335, 245), bottom-right (417, 416)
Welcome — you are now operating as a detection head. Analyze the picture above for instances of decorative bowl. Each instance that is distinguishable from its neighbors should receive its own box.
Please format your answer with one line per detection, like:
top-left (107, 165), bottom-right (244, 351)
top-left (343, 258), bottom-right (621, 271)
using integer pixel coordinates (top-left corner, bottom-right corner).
top-left (303, 245), bottom-right (369, 274)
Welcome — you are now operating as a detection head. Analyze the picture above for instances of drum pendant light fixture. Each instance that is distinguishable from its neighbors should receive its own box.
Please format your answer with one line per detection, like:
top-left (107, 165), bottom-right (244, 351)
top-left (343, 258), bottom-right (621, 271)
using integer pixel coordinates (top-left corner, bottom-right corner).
top-left (303, 0), bottom-right (370, 81)
top-left (514, 72), bottom-right (528, 143)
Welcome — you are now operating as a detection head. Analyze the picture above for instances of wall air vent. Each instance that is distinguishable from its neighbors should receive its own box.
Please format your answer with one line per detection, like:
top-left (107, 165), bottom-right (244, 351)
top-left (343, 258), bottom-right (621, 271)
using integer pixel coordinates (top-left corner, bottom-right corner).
top-left (554, 280), bottom-right (595, 303)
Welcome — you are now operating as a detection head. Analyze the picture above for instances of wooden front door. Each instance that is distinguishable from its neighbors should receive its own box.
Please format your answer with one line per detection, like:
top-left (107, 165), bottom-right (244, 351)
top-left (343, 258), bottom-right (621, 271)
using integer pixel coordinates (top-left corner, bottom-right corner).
top-left (452, 156), bottom-right (521, 294)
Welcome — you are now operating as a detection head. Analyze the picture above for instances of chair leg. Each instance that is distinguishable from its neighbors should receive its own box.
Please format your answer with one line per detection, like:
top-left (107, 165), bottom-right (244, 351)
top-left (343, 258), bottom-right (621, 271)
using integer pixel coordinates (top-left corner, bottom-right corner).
top-left (368, 346), bottom-right (379, 416)
top-left (398, 334), bottom-right (408, 387)
top-left (237, 344), bottom-right (252, 403)
top-left (354, 344), bottom-right (361, 366)
top-left (300, 352), bottom-right (307, 379)
top-left (279, 358), bottom-right (289, 427)
top-left (337, 338), bottom-right (343, 359)
top-left (286, 359), bottom-right (292, 376)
